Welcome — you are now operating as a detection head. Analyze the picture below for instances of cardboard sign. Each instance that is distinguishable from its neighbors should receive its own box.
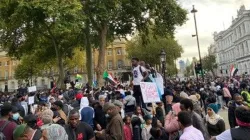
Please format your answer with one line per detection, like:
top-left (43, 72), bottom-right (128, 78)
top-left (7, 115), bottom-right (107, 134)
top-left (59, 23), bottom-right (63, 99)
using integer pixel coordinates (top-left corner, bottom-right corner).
top-left (140, 82), bottom-right (161, 103)
top-left (28, 86), bottom-right (37, 93)
top-left (28, 96), bottom-right (35, 105)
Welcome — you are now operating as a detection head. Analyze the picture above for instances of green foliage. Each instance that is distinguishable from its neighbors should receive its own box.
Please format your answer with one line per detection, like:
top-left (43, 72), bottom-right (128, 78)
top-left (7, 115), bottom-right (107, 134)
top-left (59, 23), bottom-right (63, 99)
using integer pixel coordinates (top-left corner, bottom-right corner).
top-left (202, 54), bottom-right (217, 77)
top-left (126, 34), bottom-right (183, 66)
top-left (0, 0), bottom-right (85, 87)
top-left (14, 55), bottom-right (43, 80)
top-left (202, 55), bottom-right (217, 71)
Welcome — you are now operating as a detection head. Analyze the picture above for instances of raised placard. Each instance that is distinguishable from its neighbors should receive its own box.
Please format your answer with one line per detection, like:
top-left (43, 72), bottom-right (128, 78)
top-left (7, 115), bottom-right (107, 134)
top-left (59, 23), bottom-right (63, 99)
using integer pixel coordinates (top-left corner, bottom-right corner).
top-left (140, 82), bottom-right (161, 103)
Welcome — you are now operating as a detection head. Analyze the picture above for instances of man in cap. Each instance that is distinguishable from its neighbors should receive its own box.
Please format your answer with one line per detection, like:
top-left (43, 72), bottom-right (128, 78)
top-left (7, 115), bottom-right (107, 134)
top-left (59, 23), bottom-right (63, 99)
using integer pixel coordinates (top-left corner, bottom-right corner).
top-left (113, 100), bottom-right (125, 118)
top-left (96, 102), bottom-right (125, 140)
top-left (0, 103), bottom-right (17, 140)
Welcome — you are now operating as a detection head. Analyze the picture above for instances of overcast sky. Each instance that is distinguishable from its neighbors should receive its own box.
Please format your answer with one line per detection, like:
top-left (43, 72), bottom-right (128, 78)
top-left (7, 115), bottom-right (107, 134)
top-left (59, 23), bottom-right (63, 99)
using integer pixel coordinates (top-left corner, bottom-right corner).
top-left (175, 0), bottom-right (250, 64)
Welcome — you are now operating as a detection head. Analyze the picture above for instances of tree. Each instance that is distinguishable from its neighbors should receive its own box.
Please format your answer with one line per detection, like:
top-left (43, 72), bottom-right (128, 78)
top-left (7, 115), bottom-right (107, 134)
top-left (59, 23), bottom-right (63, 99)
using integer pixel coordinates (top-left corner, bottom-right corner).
top-left (14, 55), bottom-right (44, 85)
top-left (126, 34), bottom-right (183, 66)
top-left (201, 54), bottom-right (218, 77)
top-left (0, 0), bottom-right (84, 88)
top-left (82, 0), bottom-right (187, 85)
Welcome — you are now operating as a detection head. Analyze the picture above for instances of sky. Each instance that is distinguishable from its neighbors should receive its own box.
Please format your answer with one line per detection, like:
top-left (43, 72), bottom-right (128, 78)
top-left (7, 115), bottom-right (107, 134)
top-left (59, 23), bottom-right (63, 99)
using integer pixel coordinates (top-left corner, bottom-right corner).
top-left (175, 0), bottom-right (250, 64)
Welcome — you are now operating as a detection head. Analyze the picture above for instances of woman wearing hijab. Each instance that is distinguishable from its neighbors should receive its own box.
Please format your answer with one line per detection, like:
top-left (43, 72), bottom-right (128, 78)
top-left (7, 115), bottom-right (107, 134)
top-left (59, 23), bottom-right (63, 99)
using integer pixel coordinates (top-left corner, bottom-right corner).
top-left (79, 97), bottom-right (94, 128)
top-left (206, 103), bottom-right (225, 137)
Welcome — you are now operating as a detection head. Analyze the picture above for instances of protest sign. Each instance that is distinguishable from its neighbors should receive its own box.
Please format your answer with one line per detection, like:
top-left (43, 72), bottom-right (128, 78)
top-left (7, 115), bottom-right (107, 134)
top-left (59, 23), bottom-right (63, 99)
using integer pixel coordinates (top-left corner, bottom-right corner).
top-left (28, 86), bottom-right (37, 92)
top-left (75, 82), bottom-right (83, 89)
top-left (140, 82), bottom-right (161, 103)
top-left (28, 96), bottom-right (35, 105)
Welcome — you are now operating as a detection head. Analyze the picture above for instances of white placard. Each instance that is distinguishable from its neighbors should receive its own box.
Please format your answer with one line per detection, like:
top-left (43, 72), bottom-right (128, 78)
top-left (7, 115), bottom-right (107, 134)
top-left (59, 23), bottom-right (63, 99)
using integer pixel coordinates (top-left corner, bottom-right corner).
top-left (28, 96), bottom-right (35, 105)
top-left (28, 86), bottom-right (37, 92)
top-left (75, 82), bottom-right (82, 89)
top-left (140, 82), bottom-right (160, 103)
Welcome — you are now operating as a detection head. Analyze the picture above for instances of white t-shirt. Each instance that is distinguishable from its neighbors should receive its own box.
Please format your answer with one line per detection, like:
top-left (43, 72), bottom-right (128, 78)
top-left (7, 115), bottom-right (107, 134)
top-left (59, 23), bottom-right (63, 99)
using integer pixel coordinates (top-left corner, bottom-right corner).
top-left (132, 65), bottom-right (146, 85)
top-left (216, 129), bottom-right (232, 140)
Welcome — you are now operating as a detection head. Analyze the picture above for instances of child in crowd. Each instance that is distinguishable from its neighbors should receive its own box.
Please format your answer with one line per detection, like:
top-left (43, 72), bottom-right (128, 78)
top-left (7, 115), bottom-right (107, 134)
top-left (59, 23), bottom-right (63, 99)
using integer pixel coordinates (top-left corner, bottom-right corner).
top-left (123, 115), bottom-right (133, 140)
top-left (141, 115), bottom-right (152, 140)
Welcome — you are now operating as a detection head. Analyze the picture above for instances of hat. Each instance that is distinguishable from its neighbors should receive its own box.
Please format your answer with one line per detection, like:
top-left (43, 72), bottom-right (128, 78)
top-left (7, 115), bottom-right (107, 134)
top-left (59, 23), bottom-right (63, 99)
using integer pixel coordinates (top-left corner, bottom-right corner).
top-left (207, 103), bottom-right (221, 114)
top-left (12, 106), bottom-right (19, 113)
top-left (75, 93), bottom-right (83, 100)
top-left (113, 100), bottom-right (123, 108)
top-left (144, 114), bottom-right (152, 121)
top-left (13, 124), bottom-right (27, 140)
top-left (53, 101), bottom-right (63, 109)
top-left (103, 102), bottom-right (116, 113)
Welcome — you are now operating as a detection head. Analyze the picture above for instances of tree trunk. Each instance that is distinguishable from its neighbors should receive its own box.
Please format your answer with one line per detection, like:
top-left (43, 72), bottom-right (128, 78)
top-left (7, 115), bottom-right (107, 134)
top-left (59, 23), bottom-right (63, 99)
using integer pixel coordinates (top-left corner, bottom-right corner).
top-left (96, 24), bottom-right (108, 86)
top-left (211, 69), bottom-right (216, 78)
top-left (85, 20), bottom-right (93, 85)
top-left (57, 55), bottom-right (65, 89)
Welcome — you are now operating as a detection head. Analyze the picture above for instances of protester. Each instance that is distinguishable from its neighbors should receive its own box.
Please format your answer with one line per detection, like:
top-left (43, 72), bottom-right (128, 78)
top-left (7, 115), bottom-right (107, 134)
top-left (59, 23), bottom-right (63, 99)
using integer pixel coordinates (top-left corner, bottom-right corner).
top-left (240, 83), bottom-right (250, 107)
top-left (141, 114), bottom-right (152, 140)
top-left (164, 103), bottom-right (181, 140)
top-left (131, 57), bottom-right (149, 108)
top-left (123, 115), bottom-right (133, 140)
top-left (206, 103), bottom-right (225, 136)
top-left (113, 100), bottom-right (125, 118)
top-left (131, 106), bottom-right (145, 124)
top-left (96, 102), bottom-right (125, 140)
top-left (124, 91), bottom-right (136, 114)
top-left (65, 109), bottom-right (95, 140)
top-left (93, 102), bottom-right (106, 131)
top-left (180, 99), bottom-right (210, 140)
top-left (149, 127), bottom-right (162, 140)
top-left (152, 118), bottom-right (168, 140)
top-left (228, 94), bottom-right (244, 128)
top-left (178, 111), bottom-right (204, 140)
top-left (155, 102), bottom-right (164, 125)
top-left (212, 106), bottom-right (250, 140)
top-left (79, 97), bottom-right (94, 128)
top-left (13, 124), bottom-right (43, 140)
top-left (222, 84), bottom-right (232, 107)
top-left (0, 103), bottom-right (17, 140)
top-left (40, 109), bottom-right (68, 140)
top-left (131, 116), bottom-right (142, 140)
top-left (52, 101), bottom-right (68, 124)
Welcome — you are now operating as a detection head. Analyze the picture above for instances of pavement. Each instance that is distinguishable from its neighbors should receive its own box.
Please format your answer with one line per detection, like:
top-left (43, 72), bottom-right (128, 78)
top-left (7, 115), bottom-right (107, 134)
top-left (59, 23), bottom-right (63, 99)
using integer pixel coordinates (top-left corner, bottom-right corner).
top-left (218, 109), bottom-right (230, 129)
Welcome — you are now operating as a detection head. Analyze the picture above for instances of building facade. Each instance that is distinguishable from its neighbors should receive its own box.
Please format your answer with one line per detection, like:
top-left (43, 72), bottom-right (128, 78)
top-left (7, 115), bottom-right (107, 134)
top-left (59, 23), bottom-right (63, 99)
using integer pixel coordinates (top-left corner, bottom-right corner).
top-left (0, 52), bottom-right (19, 91)
top-left (93, 38), bottom-right (131, 81)
top-left (214, 5), bottom-right (250, 76)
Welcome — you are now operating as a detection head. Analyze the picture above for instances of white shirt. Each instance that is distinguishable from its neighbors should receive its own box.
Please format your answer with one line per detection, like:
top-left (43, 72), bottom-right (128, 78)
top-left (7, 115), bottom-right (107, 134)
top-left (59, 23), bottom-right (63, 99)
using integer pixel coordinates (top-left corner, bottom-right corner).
top-left (180, 125), bottom-right (204, 140)
top-left (132, 65), bottom-right (146, 85)
top-left (216, 129), bottom-right (232, 140)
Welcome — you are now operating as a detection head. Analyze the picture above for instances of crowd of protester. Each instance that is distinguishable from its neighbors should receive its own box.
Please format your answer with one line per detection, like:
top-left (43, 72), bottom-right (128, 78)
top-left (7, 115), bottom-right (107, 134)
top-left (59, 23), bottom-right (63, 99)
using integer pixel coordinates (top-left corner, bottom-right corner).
top-left (0, 57), bottom-right (250, 140)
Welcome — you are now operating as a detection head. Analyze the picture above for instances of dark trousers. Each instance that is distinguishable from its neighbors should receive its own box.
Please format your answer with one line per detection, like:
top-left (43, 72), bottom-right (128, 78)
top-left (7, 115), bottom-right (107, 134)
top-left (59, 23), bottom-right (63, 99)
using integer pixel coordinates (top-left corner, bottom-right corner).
top-left (133, 85), bottom-right (146, 108)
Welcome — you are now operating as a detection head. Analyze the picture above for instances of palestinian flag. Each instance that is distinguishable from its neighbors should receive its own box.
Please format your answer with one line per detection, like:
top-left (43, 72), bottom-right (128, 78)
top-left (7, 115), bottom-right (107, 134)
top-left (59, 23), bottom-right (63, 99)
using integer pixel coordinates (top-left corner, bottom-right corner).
top-left (76, 74), bottom-right (82, 80)
top-left (103, 70), bottom-right (117, 85)
top-left (230, 65), bottom-right (238, 77)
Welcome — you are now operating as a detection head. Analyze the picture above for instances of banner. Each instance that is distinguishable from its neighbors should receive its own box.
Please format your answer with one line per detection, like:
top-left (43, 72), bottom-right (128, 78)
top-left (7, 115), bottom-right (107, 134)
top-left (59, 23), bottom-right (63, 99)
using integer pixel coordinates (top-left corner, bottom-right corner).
top-left (140, 82), bottom-right (161, 103)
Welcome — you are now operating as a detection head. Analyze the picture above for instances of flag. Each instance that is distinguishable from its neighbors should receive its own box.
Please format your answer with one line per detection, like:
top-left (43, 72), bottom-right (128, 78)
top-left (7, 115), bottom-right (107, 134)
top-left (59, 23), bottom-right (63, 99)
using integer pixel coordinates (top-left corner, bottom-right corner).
top-left (103, 70), bottom-right (117, 84)
top-left (230, 65), bottom-right (238, 77)
top-left (76, 74), bottom-right (82, 80)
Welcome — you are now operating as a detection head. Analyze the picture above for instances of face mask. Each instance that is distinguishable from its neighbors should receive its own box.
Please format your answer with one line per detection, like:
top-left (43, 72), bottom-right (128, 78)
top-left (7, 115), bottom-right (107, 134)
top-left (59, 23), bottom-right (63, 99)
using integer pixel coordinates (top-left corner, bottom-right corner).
top-left (12, 113), bottom-right (20, 121)
top-left (105, 114), bottom-right (110, 118)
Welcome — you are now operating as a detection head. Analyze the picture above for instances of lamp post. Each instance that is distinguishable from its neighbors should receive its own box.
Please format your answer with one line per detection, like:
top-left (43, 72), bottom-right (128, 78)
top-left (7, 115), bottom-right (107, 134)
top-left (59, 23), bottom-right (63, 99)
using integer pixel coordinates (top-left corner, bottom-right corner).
top-left (191, 5), bottom-right (204, 82)
top-left (160, 49), bottom-right (166, 85)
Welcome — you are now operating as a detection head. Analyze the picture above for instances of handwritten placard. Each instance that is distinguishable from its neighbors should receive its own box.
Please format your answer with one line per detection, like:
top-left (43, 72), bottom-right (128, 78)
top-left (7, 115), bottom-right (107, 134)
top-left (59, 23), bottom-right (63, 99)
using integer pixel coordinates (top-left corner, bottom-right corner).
top-left (28, 96), bottom-right (35, 105)
top-left (28, 86), bottom-right (37, 93)
top-left (140, 82), bottom-right (160, 103)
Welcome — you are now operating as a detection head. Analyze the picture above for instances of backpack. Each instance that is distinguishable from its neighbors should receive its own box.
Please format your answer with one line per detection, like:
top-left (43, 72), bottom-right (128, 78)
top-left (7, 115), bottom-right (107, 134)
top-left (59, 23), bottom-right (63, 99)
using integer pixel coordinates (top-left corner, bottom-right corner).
top-left (139, 66), bottom-right (152, 82)
top-left (0, 121), bottom-right (10, 140)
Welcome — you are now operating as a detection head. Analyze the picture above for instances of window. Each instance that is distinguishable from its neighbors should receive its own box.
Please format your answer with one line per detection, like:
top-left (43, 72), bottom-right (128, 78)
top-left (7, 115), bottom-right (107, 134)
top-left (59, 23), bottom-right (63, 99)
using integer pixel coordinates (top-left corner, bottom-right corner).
top-left (107, 49), bottom-right (112, 56)
top-left (117, 60), bottom-right (123, 69)
top-left (108, 60), bottom-right (113, 70)
top-left (13, 61), bottom-right (17, 66)
top-left (5, 61), bottom-right (10, 66)
top-left (0, 62), bottom-right (1, 66)
top-left (117, 48), bottom-right (122, 55)
top-left (4, 71), bottom-right (8, 79)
